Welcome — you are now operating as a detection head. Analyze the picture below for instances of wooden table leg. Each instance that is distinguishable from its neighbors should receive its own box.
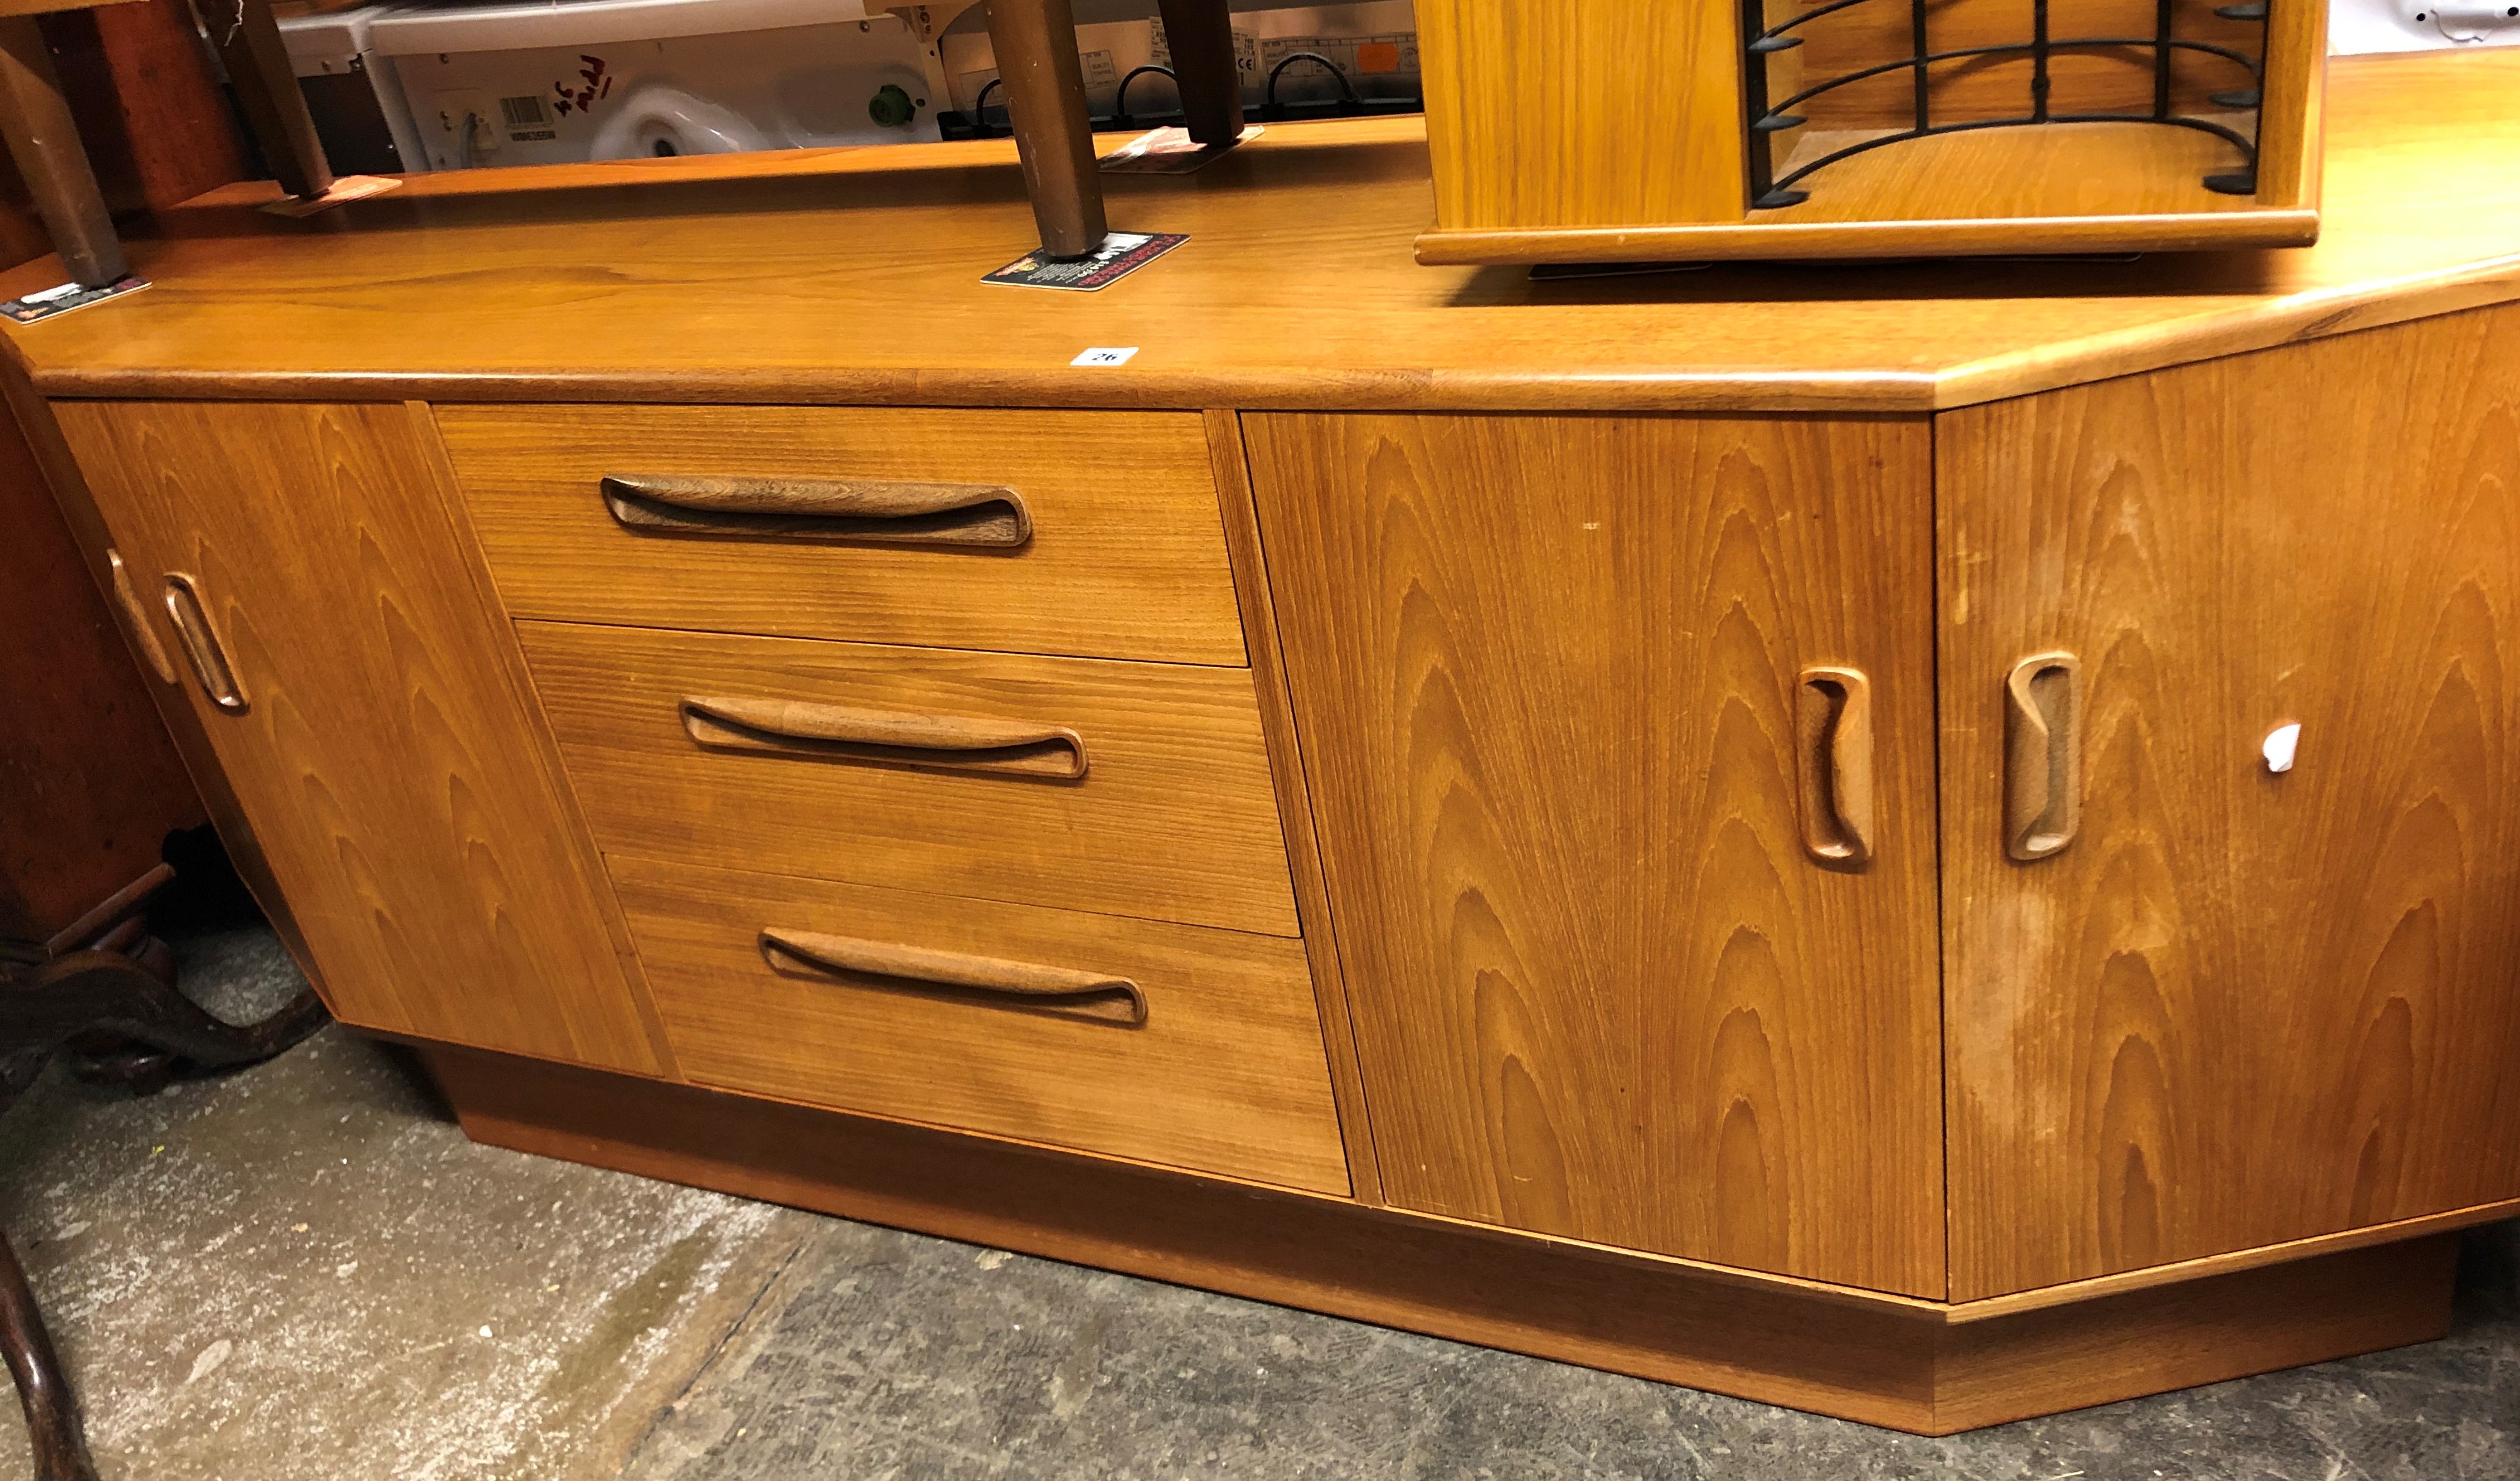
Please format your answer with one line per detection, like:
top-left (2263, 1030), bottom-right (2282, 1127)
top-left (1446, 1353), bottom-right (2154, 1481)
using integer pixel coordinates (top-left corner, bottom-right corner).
top-left (1155, 0), bottom-right (1244, 147)
top-left (0, 1227), bottom-right (98, 1481)
top-left (0, 17), bottom-right (124, 290)
top-left (984, 0), bottom-right (1106, 260)
top-left (204, 0), bottom-right (333, 202)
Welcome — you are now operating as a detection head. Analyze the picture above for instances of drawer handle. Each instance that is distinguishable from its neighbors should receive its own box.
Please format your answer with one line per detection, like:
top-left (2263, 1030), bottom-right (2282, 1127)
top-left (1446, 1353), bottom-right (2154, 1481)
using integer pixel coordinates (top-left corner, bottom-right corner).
top-left (2004, 651), bottom-right (2083, 861)
top-left (108, 549), bottom-right (176, 685)
top-left (760, 928), bottom-right (1148, 1026)
top-left (600, 474), bottom-right (1032, 549)
top-left (162, 573), bottom-right (248, 714)
top-left (1796, 665), bottom-right (1874, 868)
top-left (681, 695), bottom-right (1088, 779)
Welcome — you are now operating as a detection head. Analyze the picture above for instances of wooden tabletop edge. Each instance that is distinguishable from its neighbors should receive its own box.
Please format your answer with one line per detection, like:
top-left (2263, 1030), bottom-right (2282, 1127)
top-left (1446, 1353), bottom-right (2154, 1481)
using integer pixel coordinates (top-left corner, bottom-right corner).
top-left (1931, 253), bottom-right (2520, 409)
top-left (23, 364), bottom-right (1951, 413)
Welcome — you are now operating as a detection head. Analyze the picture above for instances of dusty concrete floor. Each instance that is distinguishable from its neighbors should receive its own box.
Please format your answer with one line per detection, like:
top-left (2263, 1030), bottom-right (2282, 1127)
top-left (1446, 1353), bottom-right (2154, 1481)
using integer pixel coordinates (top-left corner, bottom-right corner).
top-left (4, 927), bottom-right (2516, 1481)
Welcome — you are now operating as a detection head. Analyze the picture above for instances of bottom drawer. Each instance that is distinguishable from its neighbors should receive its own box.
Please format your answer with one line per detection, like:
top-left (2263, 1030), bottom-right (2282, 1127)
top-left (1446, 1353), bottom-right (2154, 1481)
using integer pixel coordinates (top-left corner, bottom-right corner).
top-left (612, 855), bottom-right (1349, 1194)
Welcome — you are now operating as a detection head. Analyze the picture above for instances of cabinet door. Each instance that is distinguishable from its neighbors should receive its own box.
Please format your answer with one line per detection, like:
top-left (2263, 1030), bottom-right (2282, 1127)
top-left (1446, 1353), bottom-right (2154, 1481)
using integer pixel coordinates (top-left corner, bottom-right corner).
top-left (55, 401), bottom-right (664, 1075)
top-left (1941, 307), bottom-right (2520, 1300)
top-left (1250, 413), bottom-right (1942, 1296)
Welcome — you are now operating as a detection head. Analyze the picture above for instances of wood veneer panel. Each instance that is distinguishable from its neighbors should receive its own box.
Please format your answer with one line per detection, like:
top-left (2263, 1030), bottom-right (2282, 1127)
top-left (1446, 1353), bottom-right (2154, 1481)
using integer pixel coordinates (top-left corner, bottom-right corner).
top-left (52, 400), bottom-right (662, 1073)
top-left (0, 384), bottom-right (198, 937)
top-left (1, 380), bottom-right (321, 980)
top-left (1207, 408), bottom-right (1385, 1203)
top-left (613, 855), bottom-right (1346, 1194)
top-left (1942, 304), bottom-right (2520, 1299)
top-left (1412, 207), bottom-right (2322, 266)
top-left (437, 405), bottom-right (1245, 666)
top-left (2249, 0), bottom-right (2329, 208)
top-left (1416, 0), bottom-right (1745, 231)
top-left (518, 620), bottom-right (1301, 937)
top-left (1248, 412), bottom-right (1943, 1298)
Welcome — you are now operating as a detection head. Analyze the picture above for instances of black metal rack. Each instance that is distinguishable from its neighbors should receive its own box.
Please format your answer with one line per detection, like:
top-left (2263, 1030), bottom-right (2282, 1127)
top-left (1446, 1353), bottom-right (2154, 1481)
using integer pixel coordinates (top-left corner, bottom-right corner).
top-left (1740, 0), bottom-right (2272, 209)
top-left (940, 52), bottom-right (1421, 142)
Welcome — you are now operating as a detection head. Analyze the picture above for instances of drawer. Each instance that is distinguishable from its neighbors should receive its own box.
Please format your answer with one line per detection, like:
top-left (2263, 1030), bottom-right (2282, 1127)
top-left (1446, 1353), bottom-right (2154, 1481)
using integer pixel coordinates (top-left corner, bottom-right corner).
top-left (611, 855), bottom-right (1348, 1193)
top-left (437, 404), bottom-right (1246, 665)
top-left (520, 620), bottom-right (1301, 936)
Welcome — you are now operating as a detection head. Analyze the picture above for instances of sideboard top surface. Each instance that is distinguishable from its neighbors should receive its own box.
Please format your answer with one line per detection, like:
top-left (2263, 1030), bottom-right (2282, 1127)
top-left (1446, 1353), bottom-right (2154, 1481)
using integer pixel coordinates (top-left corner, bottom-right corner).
top-left (1, 50), bottom-right (2511, 414)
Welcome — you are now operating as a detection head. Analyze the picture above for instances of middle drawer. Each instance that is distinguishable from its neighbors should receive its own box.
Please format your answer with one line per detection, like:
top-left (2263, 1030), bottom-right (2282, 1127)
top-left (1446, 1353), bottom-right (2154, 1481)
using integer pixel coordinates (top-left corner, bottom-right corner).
top-left (520, 620), bottom-right (1301, 937)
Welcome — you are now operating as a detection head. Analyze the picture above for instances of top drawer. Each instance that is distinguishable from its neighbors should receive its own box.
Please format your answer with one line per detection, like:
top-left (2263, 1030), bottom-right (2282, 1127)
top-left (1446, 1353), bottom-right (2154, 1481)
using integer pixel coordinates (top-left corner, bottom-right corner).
top-left (436, 406), bottom-right (1248, 666)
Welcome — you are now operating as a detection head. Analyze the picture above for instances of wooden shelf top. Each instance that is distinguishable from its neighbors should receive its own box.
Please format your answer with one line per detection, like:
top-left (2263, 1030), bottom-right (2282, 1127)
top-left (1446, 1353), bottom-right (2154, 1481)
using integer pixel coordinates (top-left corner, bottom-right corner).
top-left (4, 49), bottom-right (2515, 413)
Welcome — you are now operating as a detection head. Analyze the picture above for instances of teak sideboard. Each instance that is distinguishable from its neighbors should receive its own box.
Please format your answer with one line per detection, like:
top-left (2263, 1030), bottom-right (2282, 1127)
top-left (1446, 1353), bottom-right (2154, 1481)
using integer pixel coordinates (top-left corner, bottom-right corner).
top-left (8, 49), bottom-right (2520, 1436)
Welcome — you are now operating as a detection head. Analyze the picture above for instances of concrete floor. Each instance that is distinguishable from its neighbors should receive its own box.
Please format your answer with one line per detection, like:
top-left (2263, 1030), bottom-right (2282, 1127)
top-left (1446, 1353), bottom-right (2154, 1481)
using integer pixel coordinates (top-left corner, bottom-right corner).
top-left (3, 927), bottom-right (2516, 1481)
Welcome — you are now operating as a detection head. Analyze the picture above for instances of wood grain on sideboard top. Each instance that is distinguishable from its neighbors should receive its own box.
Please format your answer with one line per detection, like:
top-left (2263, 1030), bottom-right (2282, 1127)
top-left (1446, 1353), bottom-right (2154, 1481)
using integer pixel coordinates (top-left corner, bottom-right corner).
top-left (1, 53), bottom-right (2515, 413)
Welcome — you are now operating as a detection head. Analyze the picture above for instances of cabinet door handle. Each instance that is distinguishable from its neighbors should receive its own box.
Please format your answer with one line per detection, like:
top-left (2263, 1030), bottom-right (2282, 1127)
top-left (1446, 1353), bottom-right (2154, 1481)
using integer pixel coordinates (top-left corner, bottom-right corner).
top-left (600, 474), bottom-right (1032, 548)
top-left (106, 549), bottom-right (176, 685)
top-left (681, 695), bottom-right (1088, 779)
top-left (760, 928), bottom-right (1147, 1026)
top-left (1796, 666), bottom-right (1874, 867)
top-left (161, 573), bottom-right (248, 713)
top-left (2004, 651), bottom-right (2083, 861)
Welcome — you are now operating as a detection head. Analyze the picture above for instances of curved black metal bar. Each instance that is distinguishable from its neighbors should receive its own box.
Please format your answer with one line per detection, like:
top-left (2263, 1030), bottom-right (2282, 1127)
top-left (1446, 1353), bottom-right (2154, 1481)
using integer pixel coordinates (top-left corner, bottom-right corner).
top-left (1762, 37), bottom-right (2259, 118)
top-left (2051, 110), bottom-right (2256, 151)
top-left (1265, 51), bottom-right (1359, 107)
top-left (1111, 64), bottom-right (1177, 123)
top-left (1769, 110), bottom-right (2254, 193)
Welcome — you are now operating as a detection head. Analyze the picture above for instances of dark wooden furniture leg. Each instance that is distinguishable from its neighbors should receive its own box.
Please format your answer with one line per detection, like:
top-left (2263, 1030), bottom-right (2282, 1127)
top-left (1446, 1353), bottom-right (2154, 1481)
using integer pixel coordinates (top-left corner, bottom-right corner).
top-left (984, 0), bottom-right (1107, 259)
top-left (1155, 0), bottom-right (1244, 146)
top-left (0, 15), bottom-right (125, 289)
top-left (5, 950), bottom-right (328, 1070)
top-left (0, 1227), bottom-right (94, 1481)
top-left (1, 946), bottom-right (328, 1481)
top-left (204, 0), bottom-right (334, 200)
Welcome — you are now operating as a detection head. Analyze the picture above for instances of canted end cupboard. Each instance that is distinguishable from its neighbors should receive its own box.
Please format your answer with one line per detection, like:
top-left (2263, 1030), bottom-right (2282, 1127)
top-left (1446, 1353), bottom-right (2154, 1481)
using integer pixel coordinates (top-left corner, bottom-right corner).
top-left (6, 49), bottom-right (2516, 1436)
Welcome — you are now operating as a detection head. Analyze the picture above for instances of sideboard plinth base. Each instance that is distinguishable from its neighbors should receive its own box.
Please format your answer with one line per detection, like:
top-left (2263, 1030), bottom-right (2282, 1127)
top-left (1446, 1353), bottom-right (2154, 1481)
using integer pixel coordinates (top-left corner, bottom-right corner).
top-left (418, 1043), bottom-right (2461, 1436)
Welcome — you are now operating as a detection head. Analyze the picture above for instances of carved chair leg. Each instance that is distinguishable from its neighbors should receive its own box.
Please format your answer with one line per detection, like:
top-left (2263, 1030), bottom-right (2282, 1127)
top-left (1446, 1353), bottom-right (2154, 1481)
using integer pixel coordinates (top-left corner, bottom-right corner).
top-left (0, 949), bottom-right (328, 1478)
top-left (8, 951), bottom-right (328, 1070)
top-left (0, 1225), bottom-right (98, 1481)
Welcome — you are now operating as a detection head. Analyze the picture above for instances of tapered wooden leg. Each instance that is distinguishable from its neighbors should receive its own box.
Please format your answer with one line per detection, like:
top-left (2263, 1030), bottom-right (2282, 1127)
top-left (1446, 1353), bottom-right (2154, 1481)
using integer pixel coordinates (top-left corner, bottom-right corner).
top-left (0, 1227), bottom-right (97, 1481)
top-left (984, 0), bottom-right (1106, 260)
top-left (203, 0), bottom-right (333, 201)
top-left (0, 17), bottom-right (124, 289)
top-left (1155, 0), bottom-right (1243, 146)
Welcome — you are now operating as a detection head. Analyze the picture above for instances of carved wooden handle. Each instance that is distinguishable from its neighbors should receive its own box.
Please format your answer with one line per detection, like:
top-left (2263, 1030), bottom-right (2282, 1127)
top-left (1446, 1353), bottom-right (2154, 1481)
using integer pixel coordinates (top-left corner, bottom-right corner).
top-left (681, 695), bottom-right (1088, 779)
top-left (600, 474), bottom-right (1032, 547)
top-left (2004, 652), bottom-right (2083, 861)
top-left (161, 573), bottom-right (248, 713)
top-left (107, 549), bottom-right (176, 685)
top-left (760, 929), bottom-right (1147, 1026)
top-left (1797, 665), bottom-right (1874, 867)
